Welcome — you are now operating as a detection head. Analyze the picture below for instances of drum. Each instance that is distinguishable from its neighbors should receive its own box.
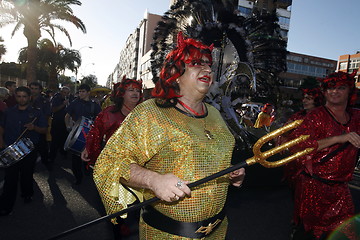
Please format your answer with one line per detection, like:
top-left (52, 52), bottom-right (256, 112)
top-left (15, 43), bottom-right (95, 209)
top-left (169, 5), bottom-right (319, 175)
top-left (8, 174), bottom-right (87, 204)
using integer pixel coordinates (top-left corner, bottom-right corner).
top-left (64, 116), bottom-right (93, 155)
top-left (0, 138), bottom-right (35, 168)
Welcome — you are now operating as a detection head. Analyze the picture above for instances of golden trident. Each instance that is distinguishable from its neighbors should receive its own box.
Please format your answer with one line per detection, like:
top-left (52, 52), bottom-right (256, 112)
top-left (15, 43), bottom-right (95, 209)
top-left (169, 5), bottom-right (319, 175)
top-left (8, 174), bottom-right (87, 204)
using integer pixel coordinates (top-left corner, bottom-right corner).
top-left (247, 119), bottom-right (314, 168)
top-left (48, 119), bottom-right (314, 240)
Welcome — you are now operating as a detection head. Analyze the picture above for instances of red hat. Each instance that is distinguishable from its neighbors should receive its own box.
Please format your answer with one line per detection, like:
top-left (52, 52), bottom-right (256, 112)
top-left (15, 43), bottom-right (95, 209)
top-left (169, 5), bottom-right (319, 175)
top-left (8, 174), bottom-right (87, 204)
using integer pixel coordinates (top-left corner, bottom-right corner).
top-left (261, 103), bottom-right (273, 113)
top-left (319, 70), bottom-right (357, 90)
top-left (319, 70), bottom-right (357, 105)
top-left (112, 76), bottom-right (143, 99)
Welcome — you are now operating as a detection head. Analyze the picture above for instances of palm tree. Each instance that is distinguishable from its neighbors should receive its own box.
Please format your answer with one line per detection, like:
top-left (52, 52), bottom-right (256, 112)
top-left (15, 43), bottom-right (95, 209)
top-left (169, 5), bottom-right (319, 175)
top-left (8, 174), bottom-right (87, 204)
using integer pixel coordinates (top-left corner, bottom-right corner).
top-left (0, 0), bottom-right (86, 85)
top-left (0, 36), bottom-right (6, 61)
top-left (19, 38), bottom-right (81, 89)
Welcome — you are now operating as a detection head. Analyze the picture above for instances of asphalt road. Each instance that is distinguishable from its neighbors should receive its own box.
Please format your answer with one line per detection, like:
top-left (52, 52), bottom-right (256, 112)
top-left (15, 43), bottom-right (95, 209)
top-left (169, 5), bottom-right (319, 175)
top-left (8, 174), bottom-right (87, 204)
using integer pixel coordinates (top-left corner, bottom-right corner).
top-left (0, 155), bottom-right (359, 240)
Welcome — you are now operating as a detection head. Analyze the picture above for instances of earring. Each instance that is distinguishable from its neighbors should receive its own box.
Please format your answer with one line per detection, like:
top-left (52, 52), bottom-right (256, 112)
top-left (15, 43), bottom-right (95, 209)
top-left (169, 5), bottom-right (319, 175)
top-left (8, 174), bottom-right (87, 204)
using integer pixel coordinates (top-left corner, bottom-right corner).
top-left (176, 79), bottom-right (180, 84)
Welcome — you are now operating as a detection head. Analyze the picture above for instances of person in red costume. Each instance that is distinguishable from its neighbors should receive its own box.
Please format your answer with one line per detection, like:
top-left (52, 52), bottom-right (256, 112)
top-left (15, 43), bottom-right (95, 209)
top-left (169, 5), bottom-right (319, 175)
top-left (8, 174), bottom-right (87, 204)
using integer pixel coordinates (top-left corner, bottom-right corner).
top-left (283, 87), bottom-right (324, 187)
top-left (289, 87), bottom-right (324, 122)
top-left (81, 76), bottom-right (142, 239)
top-left (290, 70), bottom-right (360, 240)
top-left (81, 76), bottom-right (143, 167)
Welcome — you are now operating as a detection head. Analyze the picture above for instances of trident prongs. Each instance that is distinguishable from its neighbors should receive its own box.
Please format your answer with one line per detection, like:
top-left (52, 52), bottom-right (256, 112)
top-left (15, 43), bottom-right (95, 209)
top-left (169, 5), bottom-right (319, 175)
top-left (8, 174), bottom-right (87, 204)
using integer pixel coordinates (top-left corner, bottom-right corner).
top-left (246, 120), bottom-right (314, 168)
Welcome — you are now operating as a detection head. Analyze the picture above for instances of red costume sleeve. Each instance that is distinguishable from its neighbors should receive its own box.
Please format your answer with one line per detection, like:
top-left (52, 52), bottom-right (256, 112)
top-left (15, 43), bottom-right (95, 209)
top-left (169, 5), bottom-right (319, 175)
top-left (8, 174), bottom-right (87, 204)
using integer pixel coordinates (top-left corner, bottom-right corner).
top-left (86, 110), bottom-right (107, 166)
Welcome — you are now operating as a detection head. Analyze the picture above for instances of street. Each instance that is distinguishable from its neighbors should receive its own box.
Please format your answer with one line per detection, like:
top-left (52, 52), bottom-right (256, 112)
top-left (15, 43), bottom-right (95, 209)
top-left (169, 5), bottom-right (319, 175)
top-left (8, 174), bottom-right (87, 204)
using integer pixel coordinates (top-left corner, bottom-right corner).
top-left (0, 155), bottom-right (359, 240)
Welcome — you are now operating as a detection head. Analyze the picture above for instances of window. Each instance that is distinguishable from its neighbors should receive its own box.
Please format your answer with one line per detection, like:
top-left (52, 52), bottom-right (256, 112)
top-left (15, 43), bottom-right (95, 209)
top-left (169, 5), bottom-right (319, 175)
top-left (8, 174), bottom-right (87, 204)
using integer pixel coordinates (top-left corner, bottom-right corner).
top-left (350, 59), bottom-right (359, 69)
top-left (339, 62), bottom-right (347, 70)
top-left (278, 16), bottom-right (290, 26)
top-left (238, 6), bottom-right (252, 16)
top-left (287, 62), bottom-right (295, 70)
top-left (301, 65), bottom-right (309, 72)
top-left (287, 62), bottom-right (328, 77)
top-left (287, 55), bottom-right (303, 62)
top-left (280, 30), bottom-right (288, 38)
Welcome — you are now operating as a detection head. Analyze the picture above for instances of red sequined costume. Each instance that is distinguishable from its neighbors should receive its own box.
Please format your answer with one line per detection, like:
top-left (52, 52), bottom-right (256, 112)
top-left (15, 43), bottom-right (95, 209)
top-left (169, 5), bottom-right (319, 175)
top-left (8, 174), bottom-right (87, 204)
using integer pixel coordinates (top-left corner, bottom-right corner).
top-left (282, 110), bottom-right (309, 187)
top-left (85, 105), bottom-right (126, 166)
top-left (291, 106), bottom-right (360, 238)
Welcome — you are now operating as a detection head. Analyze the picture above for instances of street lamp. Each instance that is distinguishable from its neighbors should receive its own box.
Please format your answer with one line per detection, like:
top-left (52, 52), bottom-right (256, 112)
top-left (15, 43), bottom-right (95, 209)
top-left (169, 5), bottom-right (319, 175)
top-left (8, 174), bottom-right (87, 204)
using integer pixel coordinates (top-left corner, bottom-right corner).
top-left (75, 62), bottom-right (95, 93)
top-left (81, 63), bottom-right (95, 77)
top-left (75, 46), bottom-right (93, 92)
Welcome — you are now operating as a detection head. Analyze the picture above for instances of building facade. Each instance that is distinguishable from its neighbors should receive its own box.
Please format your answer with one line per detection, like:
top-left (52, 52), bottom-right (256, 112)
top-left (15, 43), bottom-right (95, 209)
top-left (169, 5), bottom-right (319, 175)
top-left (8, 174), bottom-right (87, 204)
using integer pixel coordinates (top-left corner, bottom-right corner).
top-left (281, 52), bottom-right (337, 88)
top-left (137, 12), bottom-right (163, 90)
top-left (107, 11), bottom-right (163, 93)
top-left (237, 0), bottom-right (292, 40)
top-left (111, 28), bottom-right (140, 83)
top-left (278, 52), bottom-right (337, 100)
top-left (337, 52), bottom-right (360, 89)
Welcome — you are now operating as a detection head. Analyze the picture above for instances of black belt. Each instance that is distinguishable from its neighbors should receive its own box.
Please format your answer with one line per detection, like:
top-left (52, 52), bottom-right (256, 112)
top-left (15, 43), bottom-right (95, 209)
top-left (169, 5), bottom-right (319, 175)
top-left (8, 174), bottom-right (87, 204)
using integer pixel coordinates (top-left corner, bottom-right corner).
top-left (301, 171), bottom-right (346, 185)
top-left (142, 205), bottom-right (225, 239)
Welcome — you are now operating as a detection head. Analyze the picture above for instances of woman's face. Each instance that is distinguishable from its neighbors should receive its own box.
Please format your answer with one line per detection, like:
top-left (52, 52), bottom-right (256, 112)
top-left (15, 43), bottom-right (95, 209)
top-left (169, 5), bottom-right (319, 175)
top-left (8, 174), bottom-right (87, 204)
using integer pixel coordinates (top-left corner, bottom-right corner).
top-left (123, 85), bottom-right (141, 105)
top-left (302, 94), bottom-right (315, 110)
top-left (178, 55), bottom-right (213, 98)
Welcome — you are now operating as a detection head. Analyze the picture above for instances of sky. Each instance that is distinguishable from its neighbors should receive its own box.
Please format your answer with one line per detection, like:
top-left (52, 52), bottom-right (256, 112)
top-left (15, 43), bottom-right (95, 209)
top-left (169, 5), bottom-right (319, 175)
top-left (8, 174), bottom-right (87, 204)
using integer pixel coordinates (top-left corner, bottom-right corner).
top-left (1, 0), bottom-right (359, 86)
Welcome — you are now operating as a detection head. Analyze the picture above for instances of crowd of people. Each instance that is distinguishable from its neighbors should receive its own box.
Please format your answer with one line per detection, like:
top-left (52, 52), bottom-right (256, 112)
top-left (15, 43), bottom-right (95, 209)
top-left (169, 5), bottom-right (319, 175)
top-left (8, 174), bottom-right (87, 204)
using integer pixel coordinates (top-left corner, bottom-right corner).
top-left (0, 32), bottom-right (359, 240)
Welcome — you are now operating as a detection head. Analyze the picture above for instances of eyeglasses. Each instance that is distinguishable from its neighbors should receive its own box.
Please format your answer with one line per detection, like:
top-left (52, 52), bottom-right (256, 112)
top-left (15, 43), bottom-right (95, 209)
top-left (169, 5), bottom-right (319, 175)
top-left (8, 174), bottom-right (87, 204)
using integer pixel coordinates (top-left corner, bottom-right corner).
top-left (326, 86), bottom-right (348, 92)
top-left (186, 59), bottom-right (212, 69)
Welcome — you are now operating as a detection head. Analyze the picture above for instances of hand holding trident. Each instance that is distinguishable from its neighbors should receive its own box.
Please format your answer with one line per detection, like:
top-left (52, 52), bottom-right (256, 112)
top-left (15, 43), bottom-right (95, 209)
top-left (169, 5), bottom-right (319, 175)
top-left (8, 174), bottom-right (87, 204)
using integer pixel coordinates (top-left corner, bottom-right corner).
top-left (48, 119), bottom-right (314, 240)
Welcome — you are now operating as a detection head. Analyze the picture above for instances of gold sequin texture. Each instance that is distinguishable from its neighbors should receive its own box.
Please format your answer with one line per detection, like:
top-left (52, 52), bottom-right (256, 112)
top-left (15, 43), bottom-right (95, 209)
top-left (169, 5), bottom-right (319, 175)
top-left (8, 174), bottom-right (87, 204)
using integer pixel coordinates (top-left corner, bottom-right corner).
top-left (93, 98), bottom-right (235, 239)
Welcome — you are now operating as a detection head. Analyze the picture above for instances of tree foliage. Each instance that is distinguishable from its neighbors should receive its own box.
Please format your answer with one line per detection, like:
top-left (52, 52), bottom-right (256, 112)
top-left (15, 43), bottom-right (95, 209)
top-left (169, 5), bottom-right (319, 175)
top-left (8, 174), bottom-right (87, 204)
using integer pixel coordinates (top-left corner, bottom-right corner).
top-left (0, 0), bottom-right (86, 84)
top-left (0, 62), bottom-right (25, 78)
top-left (0, 36), bottom-right (6, 60)
top-left (80, 74), bottom-right (98, 89)
top-left (18, 38), bottom-right (81, 89)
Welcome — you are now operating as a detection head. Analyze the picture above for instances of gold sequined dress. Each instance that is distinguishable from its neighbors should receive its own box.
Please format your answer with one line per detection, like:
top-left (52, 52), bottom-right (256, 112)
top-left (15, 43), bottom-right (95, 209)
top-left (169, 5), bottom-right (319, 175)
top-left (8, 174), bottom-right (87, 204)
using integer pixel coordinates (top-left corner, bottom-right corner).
top-left (93, 98), bottom-right (235, 239)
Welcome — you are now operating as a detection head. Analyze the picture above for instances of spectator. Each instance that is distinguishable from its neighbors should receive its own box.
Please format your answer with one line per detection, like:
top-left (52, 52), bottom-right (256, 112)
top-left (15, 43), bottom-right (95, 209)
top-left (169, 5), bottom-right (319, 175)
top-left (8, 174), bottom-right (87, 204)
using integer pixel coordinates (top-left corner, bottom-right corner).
top-left (0, 86), bottom-right (47, 216)
top-left (3, 81), bottom-right (17, 108)
top-left (65, 84), bottom-right (101, 185)
top-left (48, 86), bottom-right (72, 163)
top-left (29, 82), bottom-right (51, 165)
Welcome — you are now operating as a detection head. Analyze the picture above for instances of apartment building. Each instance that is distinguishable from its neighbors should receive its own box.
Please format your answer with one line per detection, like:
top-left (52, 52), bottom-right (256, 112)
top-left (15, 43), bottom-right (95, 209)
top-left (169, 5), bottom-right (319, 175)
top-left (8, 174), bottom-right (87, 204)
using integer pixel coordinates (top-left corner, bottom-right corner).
top-left (107, 11), bottom-right (163, 92)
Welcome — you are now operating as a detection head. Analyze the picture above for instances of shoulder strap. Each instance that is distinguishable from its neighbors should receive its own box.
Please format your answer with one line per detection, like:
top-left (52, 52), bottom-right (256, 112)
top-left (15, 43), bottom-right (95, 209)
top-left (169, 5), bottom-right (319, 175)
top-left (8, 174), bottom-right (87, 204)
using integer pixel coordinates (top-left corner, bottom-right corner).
top-left (319, 142), bottom-right (350, 163)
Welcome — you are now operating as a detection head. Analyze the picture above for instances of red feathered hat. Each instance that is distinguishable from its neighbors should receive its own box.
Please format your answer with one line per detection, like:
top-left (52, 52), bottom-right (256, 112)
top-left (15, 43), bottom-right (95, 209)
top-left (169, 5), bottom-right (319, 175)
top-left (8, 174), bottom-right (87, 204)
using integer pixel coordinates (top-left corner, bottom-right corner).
top-left (319, 70), bottom-right (357, 105)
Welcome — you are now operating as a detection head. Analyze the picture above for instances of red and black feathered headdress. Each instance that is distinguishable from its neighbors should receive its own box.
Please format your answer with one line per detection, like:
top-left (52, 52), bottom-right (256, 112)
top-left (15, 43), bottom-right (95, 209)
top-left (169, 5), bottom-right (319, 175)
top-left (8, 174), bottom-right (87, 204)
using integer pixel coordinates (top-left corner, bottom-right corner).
top-left (301, 87), bottom-right (324, 107)
top-left (318, 70), bottom-right (358, 105)
top-left (319, 70), bottom-right (357, 90)
top-left (152, 32), bottom-right (214, 99)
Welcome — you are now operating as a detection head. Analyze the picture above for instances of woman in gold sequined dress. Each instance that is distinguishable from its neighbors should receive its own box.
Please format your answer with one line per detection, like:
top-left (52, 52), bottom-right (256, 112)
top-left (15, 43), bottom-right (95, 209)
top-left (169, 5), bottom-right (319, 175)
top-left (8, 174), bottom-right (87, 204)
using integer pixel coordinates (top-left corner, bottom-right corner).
top-left (93, 32), bottom-right (245, 239)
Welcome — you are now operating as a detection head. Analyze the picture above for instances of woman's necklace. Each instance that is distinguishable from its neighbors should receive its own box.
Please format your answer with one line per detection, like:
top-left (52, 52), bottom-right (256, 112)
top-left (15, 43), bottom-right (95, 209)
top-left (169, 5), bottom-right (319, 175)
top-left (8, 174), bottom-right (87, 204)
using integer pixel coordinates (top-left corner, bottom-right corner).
top-left (121, 104), bottom-right (134, 116)
top-left (123, 104), bottom-right (133, 112)
top-left (178, 100), bottom-right (205, 116)
top-left (177, 100), bottom-right (213, 140)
